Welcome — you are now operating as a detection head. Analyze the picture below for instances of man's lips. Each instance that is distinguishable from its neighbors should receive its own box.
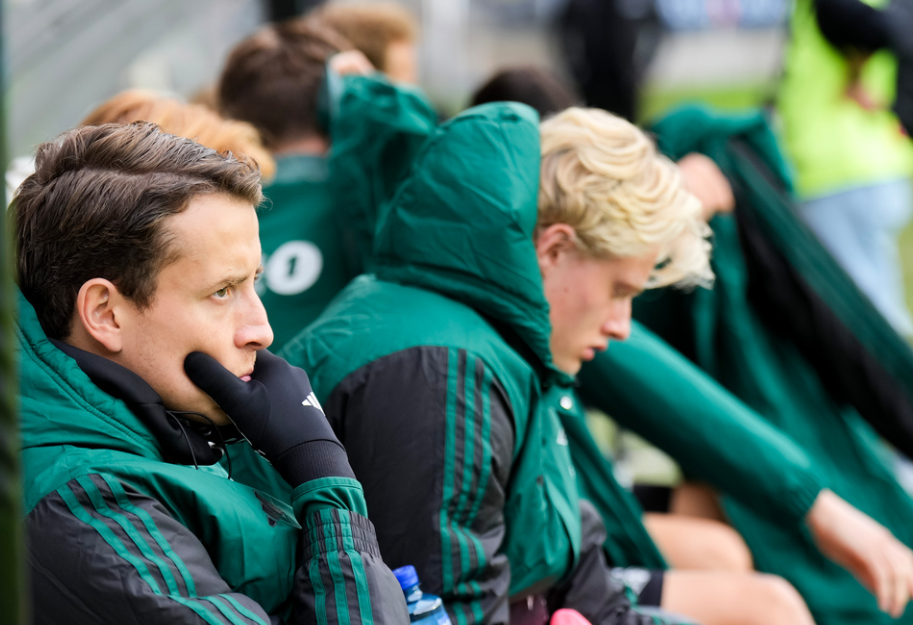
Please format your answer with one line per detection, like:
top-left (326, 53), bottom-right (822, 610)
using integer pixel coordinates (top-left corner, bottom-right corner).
top-left (240, 375), bottom-right (252, 382)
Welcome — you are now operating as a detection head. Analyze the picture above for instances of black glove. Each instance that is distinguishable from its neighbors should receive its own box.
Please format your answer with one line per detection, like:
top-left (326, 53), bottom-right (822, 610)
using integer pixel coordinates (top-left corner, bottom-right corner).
top-left (184, 350), bottom-right (355, 487)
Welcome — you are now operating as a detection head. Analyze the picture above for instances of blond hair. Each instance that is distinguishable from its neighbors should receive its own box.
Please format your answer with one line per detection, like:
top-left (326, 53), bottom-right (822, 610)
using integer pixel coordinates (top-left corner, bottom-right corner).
top-left (538, 107), bottom-right (712, 289)
top-left (82, 89), bottom-right (276, 180)
top-left (315, 2), bottom-right (417, 72)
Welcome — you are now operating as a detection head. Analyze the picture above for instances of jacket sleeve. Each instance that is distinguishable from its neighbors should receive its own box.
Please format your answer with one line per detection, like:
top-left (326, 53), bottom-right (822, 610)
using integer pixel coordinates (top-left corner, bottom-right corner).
top-left (578, 322), bottom-right (827, 526)
top-left (323, 346), bottom-right (515, 625)
top-left (26, 472), bottom-right (407, 625)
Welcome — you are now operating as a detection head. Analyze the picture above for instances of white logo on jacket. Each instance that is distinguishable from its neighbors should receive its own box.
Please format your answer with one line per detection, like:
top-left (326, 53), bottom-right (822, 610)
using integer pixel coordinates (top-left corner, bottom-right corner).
top-left (302, 392), bottom-right (324, 414)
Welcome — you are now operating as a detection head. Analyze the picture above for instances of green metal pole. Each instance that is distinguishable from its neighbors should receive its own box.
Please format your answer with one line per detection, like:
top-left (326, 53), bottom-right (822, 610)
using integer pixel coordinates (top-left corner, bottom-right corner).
top-left (0, 1), bottom-right (26, 620)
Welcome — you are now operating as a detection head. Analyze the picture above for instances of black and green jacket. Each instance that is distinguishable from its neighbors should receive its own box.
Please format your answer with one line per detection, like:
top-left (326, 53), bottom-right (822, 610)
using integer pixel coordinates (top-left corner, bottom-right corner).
top-left (282, 104), bottom-right (659, 625)
top-left (17, 292), bottom-right (408, 625)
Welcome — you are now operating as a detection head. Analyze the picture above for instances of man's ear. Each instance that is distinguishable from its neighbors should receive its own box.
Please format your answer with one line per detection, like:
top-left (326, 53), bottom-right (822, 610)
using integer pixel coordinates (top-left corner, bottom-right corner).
top-left (74, 279), bottom-right (128, 354)
top-left (535, 223), bottom-right (577, 272)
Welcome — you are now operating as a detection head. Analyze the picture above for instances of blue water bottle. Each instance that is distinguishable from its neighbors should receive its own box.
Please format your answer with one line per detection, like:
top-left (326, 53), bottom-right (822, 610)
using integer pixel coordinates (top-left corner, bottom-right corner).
top-left (392, 565), bottom-right (452, 625)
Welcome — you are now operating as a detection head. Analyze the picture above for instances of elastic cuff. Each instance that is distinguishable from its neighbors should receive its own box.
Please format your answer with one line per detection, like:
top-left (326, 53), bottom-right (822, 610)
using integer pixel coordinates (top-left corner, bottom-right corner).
top-left (301, 508), bottom-right (382, 561)
top-left (780, 471), bottom-right (827, 524)
top-left (292, 476), bottom-right (369, 519)
top-left (276, 439), bottom-right (356, 486)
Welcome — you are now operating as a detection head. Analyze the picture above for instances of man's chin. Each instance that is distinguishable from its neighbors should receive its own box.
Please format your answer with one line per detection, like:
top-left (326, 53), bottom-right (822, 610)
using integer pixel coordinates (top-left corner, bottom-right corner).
top-left (554, 356), bottom-right (582, 376)
top-left (169, 401), bottom-right (232, 427)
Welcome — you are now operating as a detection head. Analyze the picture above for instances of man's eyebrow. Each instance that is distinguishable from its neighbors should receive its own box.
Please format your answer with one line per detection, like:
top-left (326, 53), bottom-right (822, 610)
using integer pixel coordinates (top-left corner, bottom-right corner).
top-left (616, 282), bottom-right (645, 298)
top-left (205, 266), bottom-right (263, 292)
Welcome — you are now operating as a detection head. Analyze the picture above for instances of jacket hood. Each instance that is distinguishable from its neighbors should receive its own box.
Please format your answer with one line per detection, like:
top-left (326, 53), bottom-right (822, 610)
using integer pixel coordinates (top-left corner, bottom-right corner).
top-left (17, 290), bottom-right (161, 459)
top-left (373, 103), bottom-right (563, 380)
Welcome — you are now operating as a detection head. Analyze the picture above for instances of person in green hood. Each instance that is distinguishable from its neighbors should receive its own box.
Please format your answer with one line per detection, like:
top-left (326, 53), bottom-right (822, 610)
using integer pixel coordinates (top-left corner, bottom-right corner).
top-left (280, 103), bottom-right (823, 625)
top-left (13, 122), bottom-right (408, 625)
top-left (217, 16), bottom-right (437, 351)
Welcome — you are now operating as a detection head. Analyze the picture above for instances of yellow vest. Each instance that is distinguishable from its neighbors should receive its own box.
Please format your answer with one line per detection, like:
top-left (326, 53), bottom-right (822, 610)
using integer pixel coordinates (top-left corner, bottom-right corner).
top-left (777, 0), bottom-right (913, 198)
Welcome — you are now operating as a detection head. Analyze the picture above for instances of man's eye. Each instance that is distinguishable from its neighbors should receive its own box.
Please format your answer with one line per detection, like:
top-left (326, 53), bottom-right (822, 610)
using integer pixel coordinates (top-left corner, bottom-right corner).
top-left (214, 286), bottom-right (232, 299)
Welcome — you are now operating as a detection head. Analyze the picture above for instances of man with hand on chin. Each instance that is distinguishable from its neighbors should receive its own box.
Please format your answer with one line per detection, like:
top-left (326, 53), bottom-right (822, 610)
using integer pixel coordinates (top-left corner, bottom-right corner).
top-left (14, 122), bottom-right (407, 625)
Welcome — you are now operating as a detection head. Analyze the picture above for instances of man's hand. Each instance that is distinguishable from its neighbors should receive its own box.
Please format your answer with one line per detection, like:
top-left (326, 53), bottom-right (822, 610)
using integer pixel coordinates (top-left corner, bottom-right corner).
top-left (184, 350), bottom-right (354, 487)
top-left (806, 489), bottom-right (913, 617)
top-left (676, 153), bottom-right (735, 221)
top-left (329, 50), bottom-right (375, 76)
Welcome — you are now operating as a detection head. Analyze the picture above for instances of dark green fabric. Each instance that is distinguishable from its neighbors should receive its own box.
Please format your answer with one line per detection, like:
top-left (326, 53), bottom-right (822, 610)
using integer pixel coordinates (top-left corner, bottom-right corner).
top-left (372, 104), bottom-right (561, 377)
top-left (550, 386), bottom-right (666, 570)
top-left (579, 322), bottom-right (826, 527)
top-left (259, 155), bottom-right (351, 350)
top-left (258, 71), bottom-right (437, 351)
top-left (637, 105), bottom-right (913, 625)
top-left (283, 103), bottom-right (583, 603)
top-left (328, 73), bottom-right (438, 273)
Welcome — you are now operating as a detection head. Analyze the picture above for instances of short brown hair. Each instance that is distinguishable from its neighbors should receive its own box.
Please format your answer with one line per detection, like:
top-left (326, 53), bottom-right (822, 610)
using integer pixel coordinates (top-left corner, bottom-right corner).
top-left (81, 89), bottom-right (277, 179)
top-left (315, 2), bottom-right (417, 72)
top-left (12, 122), bottom-right (263, 339)
top-left (471, 67), bottom-right (578, 118)
top-left (217, 18), bottom-right (349, 149)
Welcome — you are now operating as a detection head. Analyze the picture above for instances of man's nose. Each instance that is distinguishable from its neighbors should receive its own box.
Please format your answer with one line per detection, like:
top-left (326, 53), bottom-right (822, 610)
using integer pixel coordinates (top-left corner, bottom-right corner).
top-left (237, 292), bottom-right (274, 350)
top-left (602, 301), bottom-right (632, 342)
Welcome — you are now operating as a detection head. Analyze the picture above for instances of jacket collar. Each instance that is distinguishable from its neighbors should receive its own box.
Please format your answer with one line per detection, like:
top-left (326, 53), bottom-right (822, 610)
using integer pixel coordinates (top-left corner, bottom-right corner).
top-left (49, 339), bottom-right (227, 466)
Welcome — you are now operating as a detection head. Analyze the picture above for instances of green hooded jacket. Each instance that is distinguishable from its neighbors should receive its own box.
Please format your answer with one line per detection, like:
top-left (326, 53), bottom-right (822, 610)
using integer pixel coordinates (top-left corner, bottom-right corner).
top-left (282, 104), bottom-right (663, 625)
top-left (635, 104), bottom-right (913, 625)
top-left (17, 291), bottom-right (408, 625)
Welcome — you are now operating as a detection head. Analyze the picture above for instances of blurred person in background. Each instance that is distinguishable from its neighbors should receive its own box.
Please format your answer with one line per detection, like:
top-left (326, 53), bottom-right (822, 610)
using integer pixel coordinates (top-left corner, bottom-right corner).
top-left (314, 1), bottom-right (420, 84)
top-left (218, 16), bottom-right (436, 351)
top-left (82, 88), bottom-right (276, 180)
top-left (778, 0), bottom-right (913, 336)
top-left (556, 0), bottom-right (659, 122)
top-left (470, 67), bottom-right (580, 119)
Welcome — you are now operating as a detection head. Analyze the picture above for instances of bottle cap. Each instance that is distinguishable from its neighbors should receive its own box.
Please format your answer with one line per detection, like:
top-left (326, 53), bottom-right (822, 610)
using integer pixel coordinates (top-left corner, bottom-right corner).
top-left (392, 565), bottom-right (419, 589)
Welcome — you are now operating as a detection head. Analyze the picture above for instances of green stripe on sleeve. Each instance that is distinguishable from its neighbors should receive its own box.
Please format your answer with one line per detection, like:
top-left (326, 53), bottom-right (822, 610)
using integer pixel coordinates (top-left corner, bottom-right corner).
top-left (441, 348), bottom-right (459, 595)
top-left (453, 355), bottom-right (476, 577)
top-left (309, 549), bottom-right (330, 625)
top-left (58, 484), bottom-right (163, 595)
top-left (98, 473), bottom-right (199, 598)
top-left (77, 476), bottom-right (181, 596)
top-left (208, 595), bottom-right (270, 625)
top-left (218, 596), bottom-right (269, 625)
top-left (336, 510), bottom-right (375, 625)
top-left (463, 366), bottom-right (493, 573)
top-left (99, 477), bottom-right (266, 625)
top-left (324, 511), bottom-right (352, 625)
top-left (57, 483), bottom-right (228, 625)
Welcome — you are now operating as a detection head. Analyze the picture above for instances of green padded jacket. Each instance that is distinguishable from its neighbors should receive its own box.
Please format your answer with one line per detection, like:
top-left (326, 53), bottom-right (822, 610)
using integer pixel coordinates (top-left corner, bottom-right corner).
top-left (18, 290), bottom-right (408, 625)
